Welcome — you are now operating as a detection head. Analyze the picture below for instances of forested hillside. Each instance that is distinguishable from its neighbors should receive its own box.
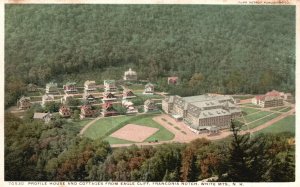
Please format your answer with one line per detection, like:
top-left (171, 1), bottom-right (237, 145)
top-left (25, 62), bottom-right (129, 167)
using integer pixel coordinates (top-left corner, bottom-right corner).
top-left (5, 5), bottom-right (295, 107)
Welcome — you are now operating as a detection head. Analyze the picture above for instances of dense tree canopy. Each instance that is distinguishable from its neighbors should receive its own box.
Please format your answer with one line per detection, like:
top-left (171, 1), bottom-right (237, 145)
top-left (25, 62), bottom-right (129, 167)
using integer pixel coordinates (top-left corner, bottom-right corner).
top-left (5, 5), bottom-right (295, 108)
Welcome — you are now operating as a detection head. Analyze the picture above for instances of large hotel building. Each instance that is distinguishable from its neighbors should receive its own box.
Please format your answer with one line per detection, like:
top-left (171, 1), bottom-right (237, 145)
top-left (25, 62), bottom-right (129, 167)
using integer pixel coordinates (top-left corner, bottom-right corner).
top-left (162, 94), bottom-right (241, 133)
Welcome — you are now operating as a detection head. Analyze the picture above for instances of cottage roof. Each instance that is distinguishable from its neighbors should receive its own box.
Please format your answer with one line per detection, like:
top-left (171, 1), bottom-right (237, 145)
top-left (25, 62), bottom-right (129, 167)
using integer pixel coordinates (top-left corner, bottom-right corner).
top-left (60, 105), bottom-right (70, 111)
top-left (102, 102), bottom-right (113, 109)
top-left (84, 80), bottom-right (96, 86)
top-left (124, 68), bottom-right (137, 76)
top-left (145, 83), bottom-right (154, 88)
top-left (266, 90), bottom-right (282, 97)
top-left (103, 92), bottom-right (115, 97)
top-left (33, 112), bottom-right (51, 119)
top-left (123, 89), bottom-right (135, 96)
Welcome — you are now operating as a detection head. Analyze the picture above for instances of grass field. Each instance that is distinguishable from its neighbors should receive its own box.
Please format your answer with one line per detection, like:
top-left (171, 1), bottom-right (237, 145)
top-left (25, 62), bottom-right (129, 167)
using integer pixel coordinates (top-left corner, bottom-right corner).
top-left (83, 114), bottom-right (174, 143)
top-left (255, 115), bottom-right (295, 135)
top-left (241, 107), bottom-right (261, 115)
top-left (83, 116), bottom-right (132, 139)
top-left (241, 113), bottom-right (281, 130)
top-left (242, 111), bottom-right (273, 123)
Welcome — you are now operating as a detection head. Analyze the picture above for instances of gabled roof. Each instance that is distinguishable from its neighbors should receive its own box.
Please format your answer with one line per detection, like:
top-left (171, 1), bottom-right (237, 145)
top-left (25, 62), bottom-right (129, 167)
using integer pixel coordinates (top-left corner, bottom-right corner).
top-left (266, 90), bottom-right (282, 97)
top-left (33, 112), bottom-right (51, 119)
top-left (103, 92), bottom-right (115, 98)
top-left (123, 89), bottom-right (135, 96)
top-left (84, 80), bottom-right (96, 86)
top-left (145, 83), bottom-right (154, 88)
top-left (59, 105), bottom-right (70, 112)
top-left (102, 102), bottom-right (114, 110)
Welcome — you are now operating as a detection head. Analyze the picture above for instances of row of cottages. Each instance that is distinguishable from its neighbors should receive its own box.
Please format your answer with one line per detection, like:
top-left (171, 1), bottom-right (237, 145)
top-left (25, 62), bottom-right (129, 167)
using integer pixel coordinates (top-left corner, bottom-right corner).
top-left (162, 94), bottom-right (241, 133)
top-left (143, 83), bottom-right (154, 95)
top-left (123, 68), bottom-right (137, 81)
top-left (63, 82), bottom-right (78, 94)
top-left (104, 80), bottom-right (117, 93)
top-left (251, 90), bottom-right (293, 108)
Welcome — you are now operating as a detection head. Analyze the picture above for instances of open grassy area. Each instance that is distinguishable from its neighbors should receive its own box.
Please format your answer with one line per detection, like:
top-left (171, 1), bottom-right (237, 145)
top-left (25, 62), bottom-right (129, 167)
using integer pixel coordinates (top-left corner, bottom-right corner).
top-left (83, 114), bottom-right (174, 143)
top-left (241, 107), bottom-right (261, 115)
top-left (242, 111), bottom-right (273, 123)
top-left (241, 113), bottom-right (281, 130)
top-left (104, 136), bottom-right (134, 144)
top-left (83, 116), bottom-right (132, 139)
top-left (255, 115), bottom-right (295, 135)
top-left (135, 93), bottom-right (164, 99)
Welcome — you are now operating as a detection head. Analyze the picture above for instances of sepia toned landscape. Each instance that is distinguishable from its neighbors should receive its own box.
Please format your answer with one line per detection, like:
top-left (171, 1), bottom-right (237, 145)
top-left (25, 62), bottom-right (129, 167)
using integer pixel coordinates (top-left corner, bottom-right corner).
top-left (4, 4), bottom-right (295, 182)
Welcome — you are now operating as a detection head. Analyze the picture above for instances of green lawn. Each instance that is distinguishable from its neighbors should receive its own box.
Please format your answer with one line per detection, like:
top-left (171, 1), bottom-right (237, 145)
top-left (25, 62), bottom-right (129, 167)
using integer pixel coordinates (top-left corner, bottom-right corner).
top-left (241, 107), bottom-right (261, 115)
top-left (104, 136), bottom-right (134, 144)
top-left (255, 115), bottom-right (295, 135)
top-left (83, 114), bottom-right (174, 143)
top-left (242, 111), bottom-right (273, 123)
top-left (83, 116), bottom-right (132, 139)
top-left (241, 113), bottom-right (281, 130)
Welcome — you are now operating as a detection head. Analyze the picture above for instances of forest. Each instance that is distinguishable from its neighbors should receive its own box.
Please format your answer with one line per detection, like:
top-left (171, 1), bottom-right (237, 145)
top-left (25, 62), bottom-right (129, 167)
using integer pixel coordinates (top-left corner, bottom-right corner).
top-left (5, 112), bottom-right (295, 181)
top-left (5, 5), bottom-right (295, 108)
